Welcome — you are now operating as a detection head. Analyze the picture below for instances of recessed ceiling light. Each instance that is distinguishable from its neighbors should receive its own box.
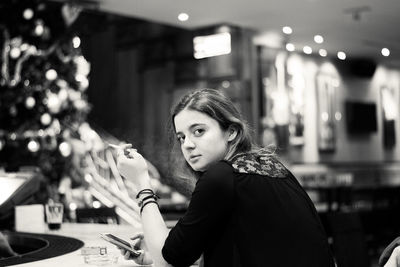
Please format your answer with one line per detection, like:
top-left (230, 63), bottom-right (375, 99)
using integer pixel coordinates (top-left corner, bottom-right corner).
top-left (314, 35), bottom-right (324, 44)
top-left (303, 46), bottom-right (312, 54)
top-left (337, 51), bottom-right (346, 60)
top-left (178, 13), bottom-right (189, 22)
top-left (282, 26), bottom-right (292, 35)
top-left (319, 49), bottom-right (327, 57)
top-left (286, 43), bottom-right (295, 52)
top-left (381, 48), bottom-right (390, 57)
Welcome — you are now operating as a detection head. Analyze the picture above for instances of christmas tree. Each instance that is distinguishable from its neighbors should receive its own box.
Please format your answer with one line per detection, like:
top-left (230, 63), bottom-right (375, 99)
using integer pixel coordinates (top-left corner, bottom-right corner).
top-left (0, 0), bottom-right (91, 199)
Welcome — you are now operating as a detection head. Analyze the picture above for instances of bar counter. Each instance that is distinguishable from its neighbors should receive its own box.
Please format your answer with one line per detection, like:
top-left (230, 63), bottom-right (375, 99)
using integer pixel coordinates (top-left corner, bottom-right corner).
top-left (13, 223), bottom-right (144, 267)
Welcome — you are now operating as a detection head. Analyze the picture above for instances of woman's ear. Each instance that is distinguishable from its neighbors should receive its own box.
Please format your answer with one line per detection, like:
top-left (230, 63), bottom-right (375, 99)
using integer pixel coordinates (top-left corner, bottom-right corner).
top-left (227, 126), bottom-right (238, 142)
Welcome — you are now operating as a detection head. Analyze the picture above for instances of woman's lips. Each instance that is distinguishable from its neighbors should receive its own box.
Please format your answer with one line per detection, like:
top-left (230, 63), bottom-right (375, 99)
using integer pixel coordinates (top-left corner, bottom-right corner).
top-left (189, 155), bottom-right (201, 162)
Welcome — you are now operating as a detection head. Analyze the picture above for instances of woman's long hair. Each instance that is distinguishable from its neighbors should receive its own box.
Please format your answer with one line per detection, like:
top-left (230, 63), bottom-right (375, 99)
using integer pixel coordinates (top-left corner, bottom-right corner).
top-left (168, 88), bottom-right (263, 187)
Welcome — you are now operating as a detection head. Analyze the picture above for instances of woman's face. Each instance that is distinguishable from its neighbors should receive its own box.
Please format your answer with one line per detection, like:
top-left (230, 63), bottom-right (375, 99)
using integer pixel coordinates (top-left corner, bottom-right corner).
top-left (174, 109), bottom-right (232, 172)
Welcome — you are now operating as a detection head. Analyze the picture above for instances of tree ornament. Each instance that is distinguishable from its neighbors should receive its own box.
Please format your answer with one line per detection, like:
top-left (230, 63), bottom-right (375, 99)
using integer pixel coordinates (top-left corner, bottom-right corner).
top-left (24, 79), bottom-right (30, 86)
top-left (59, 141), bottom-right (72, 157)
top-left (25, 96), bottom-right (36, 109)
top-left (41, 113), bottom-right (52, 125)
top-left (23, 8), bottom-right (34, 20)
top-left (27, 139), bottom-right (40, 153)
top-left (45, 69), bottom-right (58, 80)
top-left (0, 140), bottom-right (4, 151)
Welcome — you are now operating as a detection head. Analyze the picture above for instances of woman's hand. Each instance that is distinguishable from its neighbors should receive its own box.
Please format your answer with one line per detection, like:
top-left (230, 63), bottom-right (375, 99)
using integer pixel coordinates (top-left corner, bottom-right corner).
top-left (115, 144), bottom-right (150, 188)
top-left (119, 233), bottom-right (153, 265)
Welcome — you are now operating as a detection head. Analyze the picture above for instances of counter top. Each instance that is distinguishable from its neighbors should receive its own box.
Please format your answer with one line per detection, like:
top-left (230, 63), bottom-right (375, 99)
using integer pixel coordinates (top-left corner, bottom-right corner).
top-left (13, 223), bottom-right (144, 267)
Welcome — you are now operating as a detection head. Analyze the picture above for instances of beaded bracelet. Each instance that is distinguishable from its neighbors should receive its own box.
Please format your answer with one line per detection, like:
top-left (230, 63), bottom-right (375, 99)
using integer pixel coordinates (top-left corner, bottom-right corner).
top-left (140, 200), bottom-right (159, 215)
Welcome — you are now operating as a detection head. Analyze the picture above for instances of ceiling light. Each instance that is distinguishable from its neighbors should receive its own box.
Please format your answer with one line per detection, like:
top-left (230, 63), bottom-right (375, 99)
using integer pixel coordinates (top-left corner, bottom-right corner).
top-left (314, 35), bottom-right (324, 44)
top-left (282, 26), bottom-right (292, 35)
top-left (286, 43), bottom-right (295, 52)
top-left (337, 51), bottom-right (346, 60)
top-left (178, 13), bottom-right (189, 22)
top-left (303, 46), bottom-right (312, 54)
top-left (381, 48), bottom-right (390, 57)
top-left (319, 49), bottom-right (327, 57)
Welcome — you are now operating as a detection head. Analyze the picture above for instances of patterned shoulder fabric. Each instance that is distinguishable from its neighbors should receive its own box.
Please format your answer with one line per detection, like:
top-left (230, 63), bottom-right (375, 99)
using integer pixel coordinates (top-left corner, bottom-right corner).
top-left (228, 152), bottom-right (289, 178)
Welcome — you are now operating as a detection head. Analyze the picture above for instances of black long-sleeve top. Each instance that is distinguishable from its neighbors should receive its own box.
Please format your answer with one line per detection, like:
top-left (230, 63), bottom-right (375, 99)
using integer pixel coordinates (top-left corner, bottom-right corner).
top-left (162, 153), bottom-right (335, 267)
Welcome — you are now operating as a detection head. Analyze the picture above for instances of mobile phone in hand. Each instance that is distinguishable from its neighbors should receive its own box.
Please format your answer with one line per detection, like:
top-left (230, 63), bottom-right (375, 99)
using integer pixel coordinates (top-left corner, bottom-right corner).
top-left (100, 233), bottom-right (142, 257)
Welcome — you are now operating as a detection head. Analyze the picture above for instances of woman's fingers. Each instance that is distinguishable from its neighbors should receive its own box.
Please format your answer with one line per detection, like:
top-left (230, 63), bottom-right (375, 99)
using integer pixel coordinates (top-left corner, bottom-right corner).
top-left (130, 232), bottom-right (144, 241)
top-left (124, 250), bottom-right (131, 260)
top-left (109, 143), bottom-right (132, 157)
top-left (130, 232), bottom-right (144, 250)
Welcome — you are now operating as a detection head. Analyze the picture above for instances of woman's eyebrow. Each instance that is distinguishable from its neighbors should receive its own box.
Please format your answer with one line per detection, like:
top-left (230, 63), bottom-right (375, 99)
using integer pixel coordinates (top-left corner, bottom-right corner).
top-left (189, 123), bottom-right (206, 130)
top-left (176, 123), bottom-right (206, 135)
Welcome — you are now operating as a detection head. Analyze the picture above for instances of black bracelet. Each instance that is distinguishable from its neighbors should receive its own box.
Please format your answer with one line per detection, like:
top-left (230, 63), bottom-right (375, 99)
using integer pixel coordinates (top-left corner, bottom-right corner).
top-left (140, 200), bottom-right (159, 215)
top-left (136, 189), bottom-right (154, 199)
top-left (138, 195), bottom-right (157, 207)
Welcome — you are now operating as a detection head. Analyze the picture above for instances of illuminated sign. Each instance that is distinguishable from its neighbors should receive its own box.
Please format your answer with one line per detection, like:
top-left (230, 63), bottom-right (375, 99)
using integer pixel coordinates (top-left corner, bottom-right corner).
top-left (193, 32), bottom-right (231, 59)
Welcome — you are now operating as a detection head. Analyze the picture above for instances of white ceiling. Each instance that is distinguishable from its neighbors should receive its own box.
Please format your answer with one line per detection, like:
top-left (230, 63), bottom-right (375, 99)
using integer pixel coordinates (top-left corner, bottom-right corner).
top-left (95, 0), bottom-right (400, 66)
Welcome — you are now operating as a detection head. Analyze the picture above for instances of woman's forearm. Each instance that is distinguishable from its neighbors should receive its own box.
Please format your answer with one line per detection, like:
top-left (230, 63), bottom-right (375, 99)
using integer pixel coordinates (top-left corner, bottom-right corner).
top-left (141, 203), bottom-right (172, 267)
top-left (137, 178), bottom-right (172, 267)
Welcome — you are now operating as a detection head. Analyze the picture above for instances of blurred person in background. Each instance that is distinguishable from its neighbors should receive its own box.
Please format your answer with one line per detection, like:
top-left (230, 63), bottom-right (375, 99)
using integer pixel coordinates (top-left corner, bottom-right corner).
top-left (116, 89), bottom-right (335, 267)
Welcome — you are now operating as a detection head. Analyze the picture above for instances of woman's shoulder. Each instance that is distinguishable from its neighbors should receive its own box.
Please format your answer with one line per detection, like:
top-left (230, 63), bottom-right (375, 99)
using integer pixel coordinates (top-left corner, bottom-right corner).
top-left (226, 150), bottom-right (290, 178)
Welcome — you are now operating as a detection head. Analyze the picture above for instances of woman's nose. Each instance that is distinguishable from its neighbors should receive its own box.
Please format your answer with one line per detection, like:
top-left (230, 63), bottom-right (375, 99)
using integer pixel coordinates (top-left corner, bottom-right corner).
top-left (182, 136), bottom-right (195, 149)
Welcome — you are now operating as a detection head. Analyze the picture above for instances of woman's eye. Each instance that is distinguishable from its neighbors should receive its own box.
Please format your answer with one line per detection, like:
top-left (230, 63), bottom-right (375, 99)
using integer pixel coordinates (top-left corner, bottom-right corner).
top-left (193, 128), bottom-right (204, 136)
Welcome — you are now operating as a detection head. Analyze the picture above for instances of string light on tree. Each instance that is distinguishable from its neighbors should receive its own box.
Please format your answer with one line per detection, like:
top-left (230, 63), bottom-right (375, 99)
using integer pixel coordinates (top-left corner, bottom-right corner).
top-left (40, 113), bottom-right (52, 125)
top-left (72, 36), bottom-right (81, 48)
top-left (27, 139), bottom-right (40, 153)
top-left (9, 133), bottom-right (17, 141)
top-left (69, 202), bottom-right (77, 211)
top-left (23, 8), bottom-right (34, 20)
top-left (25, 96), bottom-right (36, 109)
top-left (45, 69), bottom-right (58, 80)
top-left (59, 141), bottom-right (72, 157)
top-left (34, 20), bottom-right (45, 36)
top-left (381, 48), bottom-right (390, 57)
top-left (47, 93), bottom-right (61, 113)
top-left (337, 51), bottom-right (346, 60)
top-left (93, 201), bottom-right (101, 209)
top-left (10, 47), bottom-right (21, 59)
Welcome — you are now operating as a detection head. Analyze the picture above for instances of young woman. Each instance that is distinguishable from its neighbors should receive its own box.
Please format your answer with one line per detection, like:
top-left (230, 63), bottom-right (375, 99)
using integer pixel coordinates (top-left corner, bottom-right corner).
top-left (116, 89), bottom-right (335, 267)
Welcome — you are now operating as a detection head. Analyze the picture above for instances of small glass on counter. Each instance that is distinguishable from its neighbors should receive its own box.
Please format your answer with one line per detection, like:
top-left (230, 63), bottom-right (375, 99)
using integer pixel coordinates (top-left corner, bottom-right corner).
top-left (45, 202), bottom-right (64, 230)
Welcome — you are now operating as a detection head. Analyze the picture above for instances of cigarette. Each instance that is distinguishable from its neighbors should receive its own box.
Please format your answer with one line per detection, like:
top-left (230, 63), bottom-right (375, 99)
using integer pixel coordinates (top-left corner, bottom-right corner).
top-left (108, 143), bottom-right (137, 158)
